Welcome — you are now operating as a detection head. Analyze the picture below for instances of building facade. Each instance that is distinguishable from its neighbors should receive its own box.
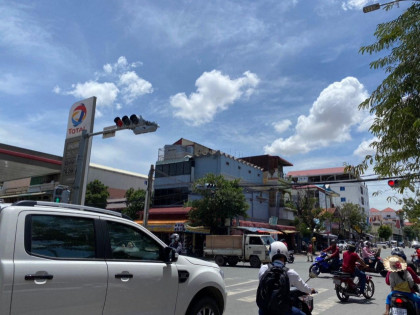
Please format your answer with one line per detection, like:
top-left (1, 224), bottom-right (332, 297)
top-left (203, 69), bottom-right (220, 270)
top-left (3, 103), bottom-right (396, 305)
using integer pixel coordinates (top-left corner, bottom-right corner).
top-left (287, 167), bottom-right (370, 216)
top-left (369, 207), bottom-right (403, 241)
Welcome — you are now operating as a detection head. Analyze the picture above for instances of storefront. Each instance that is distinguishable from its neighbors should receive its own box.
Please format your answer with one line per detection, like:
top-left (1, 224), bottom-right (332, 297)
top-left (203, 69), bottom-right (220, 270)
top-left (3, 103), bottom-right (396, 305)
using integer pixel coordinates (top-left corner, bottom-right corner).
top-left (135, 207), bottom-right (210, 256)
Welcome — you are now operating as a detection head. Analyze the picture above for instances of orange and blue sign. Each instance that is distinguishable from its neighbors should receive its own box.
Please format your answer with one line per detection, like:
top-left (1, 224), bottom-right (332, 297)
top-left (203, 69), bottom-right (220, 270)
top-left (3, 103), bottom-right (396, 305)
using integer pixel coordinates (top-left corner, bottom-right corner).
top-left (71, 103), bottom-right (87, 127)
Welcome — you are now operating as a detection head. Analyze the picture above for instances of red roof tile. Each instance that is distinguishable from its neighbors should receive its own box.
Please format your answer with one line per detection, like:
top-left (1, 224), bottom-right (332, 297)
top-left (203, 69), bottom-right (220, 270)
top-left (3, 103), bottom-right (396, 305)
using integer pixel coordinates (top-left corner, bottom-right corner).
top-left (287, 167), bottom-right (346, 177)
top-left (382, 207), bottom-right (396, 212)
top-left (370, 208), bottom-right (380, 212)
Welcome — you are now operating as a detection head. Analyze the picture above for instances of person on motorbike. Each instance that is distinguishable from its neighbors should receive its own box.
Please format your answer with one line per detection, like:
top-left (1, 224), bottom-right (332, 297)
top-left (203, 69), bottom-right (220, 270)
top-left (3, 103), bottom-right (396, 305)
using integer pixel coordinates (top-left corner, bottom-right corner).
top-left (386, 248), bottom-right (420, 292)
top-left (383, 255), bottom-right (420, 315)
top-left (322, 240), bottom-right (340, 269)
top-left (361, 241), bottom-right (376, 267)
top-left (169, 233), bottom-right (183, 254)
top-left (341, 242), bottom-right (368, 294)
top-left (258, 241), bottom-right (316, 315)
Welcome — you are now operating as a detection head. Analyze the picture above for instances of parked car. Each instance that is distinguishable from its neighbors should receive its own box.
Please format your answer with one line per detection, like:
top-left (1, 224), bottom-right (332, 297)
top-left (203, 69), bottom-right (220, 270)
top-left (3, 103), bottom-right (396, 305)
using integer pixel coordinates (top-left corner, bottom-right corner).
top-left (412, 240), bottom-right (420, 249)
top-left (377, 242), bottom-right (388, 248)
top-left (337, 240), bottom-right (348, 252)
top-left (0, 200), bottom-right (227, 315)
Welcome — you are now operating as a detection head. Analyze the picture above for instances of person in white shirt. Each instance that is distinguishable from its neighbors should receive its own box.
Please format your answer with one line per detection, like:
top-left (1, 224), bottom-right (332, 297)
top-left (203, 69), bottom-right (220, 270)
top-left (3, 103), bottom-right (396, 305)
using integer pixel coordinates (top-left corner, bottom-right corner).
top-left (258, 241), bottom-right (316, 315)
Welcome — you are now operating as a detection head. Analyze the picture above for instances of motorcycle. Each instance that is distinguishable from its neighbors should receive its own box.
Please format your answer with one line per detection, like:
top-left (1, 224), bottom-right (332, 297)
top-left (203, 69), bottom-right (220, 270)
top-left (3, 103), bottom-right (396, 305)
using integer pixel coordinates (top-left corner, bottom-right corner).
top-left (364, 254), bottom-right (388, 277)
top-left (290, 287), bottom-right (316, 315)
top-left (308, 252), bottom-right (342, 277)
top-left (288, 250), bottom-right (295, 263)
top-left (410, 255), bottom-right (420, 275)
top-left (389, 292), bottom-right (419, 315)
top-left (332, 270), bottom-right (375, 302)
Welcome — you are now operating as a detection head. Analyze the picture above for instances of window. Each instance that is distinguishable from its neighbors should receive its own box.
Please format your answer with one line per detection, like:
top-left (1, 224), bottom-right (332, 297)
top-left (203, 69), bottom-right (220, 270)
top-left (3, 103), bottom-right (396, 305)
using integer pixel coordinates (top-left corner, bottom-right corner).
top-left (249, 236), bottom-right (263, 245)
top-left (341, 197), bottom-right (346, 202)
top-left (28, 215), bottom-right (96, 259)
top-left (360, 186), bottom-right (364, 194)
top-left (107, 221), bottom-right (161, 261)
top-left (340, 187), bottom-right (345, 191)
top-left (361, 196), bottom-right (365, 205)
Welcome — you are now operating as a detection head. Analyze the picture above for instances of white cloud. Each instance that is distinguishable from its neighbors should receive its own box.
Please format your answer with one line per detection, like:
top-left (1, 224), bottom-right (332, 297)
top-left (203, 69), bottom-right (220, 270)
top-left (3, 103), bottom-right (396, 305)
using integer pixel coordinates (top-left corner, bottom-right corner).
top-left (341, 0), bottom-right (370, 10)
top-left (60, 56), bottom-right (152, 108)
top-left (273, 119), bottom-right (292, 133)
top-left (119, 71), bottom-right (153, 103)
top-left (170, 70), bottom-right (259, 126)
top-left (66, 81), bottom-right (119, 107)
top-left (52, 85), bottom-right (61, 94)
top-left (264, 76), bottom-right (369, 156)
top-left (353, 137), bottom-right (378, 157)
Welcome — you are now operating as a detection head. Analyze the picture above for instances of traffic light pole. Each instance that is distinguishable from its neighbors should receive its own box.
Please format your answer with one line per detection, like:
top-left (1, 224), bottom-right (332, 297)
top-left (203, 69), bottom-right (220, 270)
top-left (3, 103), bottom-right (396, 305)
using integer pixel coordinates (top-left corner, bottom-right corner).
top-left (143, 164), bottom-right (154, 228)
top-left (70, 118), bottom-right (158, 206)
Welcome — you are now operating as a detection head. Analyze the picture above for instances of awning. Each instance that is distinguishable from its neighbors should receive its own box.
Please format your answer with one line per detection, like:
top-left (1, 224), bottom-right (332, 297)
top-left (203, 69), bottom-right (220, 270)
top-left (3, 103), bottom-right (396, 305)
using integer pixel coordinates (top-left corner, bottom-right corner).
top-left (184, 224), bottom-right (210, 234)
top-left (234, 226), bottom-right (283, 234)
top-left (135, 219), bottom-right (187, 233)
top-left (283, 230), bottom-right (298, 234)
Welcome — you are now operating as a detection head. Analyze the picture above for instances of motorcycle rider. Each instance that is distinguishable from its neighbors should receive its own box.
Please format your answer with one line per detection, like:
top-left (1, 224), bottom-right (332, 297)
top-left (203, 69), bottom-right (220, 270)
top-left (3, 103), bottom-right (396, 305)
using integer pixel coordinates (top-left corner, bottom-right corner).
top-left (383, 255), bottom-right (420, 315)
top-left (258, 241), bottom-right (316, 315)
top-left (322, 240), bottom-right (340, 270)
top-left (169, 233), bottom-right (183, 254)
top-left (341, 242), bottom-right (368, 294)
top-left (386, 247), bottom-right (420, 292)
top-left (361, 241), bottom-right (376, 268)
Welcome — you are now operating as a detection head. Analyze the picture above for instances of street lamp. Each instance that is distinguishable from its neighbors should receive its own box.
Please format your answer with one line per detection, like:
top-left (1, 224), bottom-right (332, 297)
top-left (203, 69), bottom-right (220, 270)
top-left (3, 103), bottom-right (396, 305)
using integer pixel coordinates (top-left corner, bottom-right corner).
top-left (363, 0), bottom-right (420, 13)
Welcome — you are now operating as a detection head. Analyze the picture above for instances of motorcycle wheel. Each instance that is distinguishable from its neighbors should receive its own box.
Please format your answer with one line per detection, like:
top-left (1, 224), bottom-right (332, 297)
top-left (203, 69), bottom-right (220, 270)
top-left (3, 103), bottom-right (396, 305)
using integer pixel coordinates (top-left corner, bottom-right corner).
top-left (335, 283), bottom-right (349, 302)
top-left (363, 280), bottom-right (375, 299)
top-left (288, 256), bottom-right (295, 263)
top-left (309, 264), bottom-right (320, 277)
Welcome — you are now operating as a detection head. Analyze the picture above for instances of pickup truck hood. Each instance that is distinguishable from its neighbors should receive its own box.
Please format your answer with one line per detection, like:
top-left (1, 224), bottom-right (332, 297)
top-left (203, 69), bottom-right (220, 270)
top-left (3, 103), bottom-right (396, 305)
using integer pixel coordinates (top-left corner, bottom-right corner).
top-left (182, 256), bottom-right (219, 268)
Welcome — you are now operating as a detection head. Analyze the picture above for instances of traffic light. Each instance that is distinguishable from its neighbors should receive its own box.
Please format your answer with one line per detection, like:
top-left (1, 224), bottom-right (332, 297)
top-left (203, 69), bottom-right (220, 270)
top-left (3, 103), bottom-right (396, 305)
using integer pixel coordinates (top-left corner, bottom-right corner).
top-left (388, 180), bottom-right (400, 188)
top-left (53, 186), bottom-right (70, 203)
top-left (113, 114), bottom-right (159, 135)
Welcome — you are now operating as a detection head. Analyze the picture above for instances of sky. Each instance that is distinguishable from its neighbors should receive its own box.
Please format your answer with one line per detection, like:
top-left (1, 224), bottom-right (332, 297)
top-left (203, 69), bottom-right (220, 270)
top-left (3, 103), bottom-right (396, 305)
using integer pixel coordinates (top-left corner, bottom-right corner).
top-left (0, 0), bottom-right (415, 211)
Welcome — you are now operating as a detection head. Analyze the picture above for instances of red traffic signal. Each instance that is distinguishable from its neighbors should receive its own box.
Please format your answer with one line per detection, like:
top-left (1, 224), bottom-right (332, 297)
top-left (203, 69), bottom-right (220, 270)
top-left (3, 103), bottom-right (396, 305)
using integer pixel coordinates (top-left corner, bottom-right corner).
top-left (114, 117), bottom-right (123, 127)
top-left (388, 179), bottom-right (400, 188)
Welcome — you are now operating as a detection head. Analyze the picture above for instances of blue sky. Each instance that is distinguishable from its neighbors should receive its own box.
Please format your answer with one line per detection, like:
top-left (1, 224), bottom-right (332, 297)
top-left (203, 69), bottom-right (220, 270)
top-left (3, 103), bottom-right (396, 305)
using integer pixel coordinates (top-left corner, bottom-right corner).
top-left (0, 0), bottom-right (413, 210)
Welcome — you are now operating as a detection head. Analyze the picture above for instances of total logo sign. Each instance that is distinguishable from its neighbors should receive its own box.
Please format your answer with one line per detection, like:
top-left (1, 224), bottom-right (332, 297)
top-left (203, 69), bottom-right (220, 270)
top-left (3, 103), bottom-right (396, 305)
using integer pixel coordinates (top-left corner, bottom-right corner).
top-left (66, 97), bottom-right (96, 139)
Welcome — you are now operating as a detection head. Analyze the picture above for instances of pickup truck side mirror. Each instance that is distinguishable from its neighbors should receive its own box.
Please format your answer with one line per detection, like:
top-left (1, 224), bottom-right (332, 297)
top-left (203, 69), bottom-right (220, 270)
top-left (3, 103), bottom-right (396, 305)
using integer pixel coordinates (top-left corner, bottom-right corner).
top-left (162, 246), bottom-right (178, 263)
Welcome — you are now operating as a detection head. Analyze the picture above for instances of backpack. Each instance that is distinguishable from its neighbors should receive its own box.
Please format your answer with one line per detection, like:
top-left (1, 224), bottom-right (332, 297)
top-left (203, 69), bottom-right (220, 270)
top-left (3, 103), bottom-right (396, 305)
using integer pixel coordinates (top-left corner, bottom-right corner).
top-left (256, 263), bottom-right (291, 314)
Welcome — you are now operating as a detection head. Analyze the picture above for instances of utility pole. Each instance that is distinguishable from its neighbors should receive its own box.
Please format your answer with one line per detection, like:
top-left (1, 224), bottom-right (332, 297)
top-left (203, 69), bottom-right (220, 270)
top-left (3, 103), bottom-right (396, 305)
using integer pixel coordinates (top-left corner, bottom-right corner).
top-left (143, 164), bottom-right (154, 228)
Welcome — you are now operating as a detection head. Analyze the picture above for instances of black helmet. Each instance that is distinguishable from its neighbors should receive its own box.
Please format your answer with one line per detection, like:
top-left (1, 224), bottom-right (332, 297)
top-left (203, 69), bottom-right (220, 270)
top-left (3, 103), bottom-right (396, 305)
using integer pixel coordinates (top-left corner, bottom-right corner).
top-left (347, 241), bottom-right (356, 252)
top-left (391, 247), bottom-right (407, 261)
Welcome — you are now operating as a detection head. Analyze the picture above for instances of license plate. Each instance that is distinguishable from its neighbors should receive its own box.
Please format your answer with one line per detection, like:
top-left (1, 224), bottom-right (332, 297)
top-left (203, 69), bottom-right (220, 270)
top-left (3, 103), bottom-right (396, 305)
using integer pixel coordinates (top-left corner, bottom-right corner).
top-left (391, 307), bottom-right (407, 315)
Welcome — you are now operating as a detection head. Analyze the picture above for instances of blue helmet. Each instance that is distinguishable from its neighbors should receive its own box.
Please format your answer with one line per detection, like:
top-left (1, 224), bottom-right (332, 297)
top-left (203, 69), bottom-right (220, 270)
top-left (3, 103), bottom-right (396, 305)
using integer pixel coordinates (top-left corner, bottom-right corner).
top-left (391, 247), bottom-right (407, 261)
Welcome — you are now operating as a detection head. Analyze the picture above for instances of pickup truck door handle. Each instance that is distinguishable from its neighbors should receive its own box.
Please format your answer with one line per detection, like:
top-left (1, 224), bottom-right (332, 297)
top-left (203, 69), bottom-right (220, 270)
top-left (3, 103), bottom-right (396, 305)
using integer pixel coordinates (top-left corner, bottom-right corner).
top-left (25, 274), bottom-right (54, 280)
top-left (115, 273), bottom-right (133, 279)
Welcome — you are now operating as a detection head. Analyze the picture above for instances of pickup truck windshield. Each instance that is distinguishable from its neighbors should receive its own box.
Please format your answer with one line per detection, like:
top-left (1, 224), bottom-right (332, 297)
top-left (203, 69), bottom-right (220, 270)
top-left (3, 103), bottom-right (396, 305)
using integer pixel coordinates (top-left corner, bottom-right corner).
top-left (261, 235), bottom-right (275, 245)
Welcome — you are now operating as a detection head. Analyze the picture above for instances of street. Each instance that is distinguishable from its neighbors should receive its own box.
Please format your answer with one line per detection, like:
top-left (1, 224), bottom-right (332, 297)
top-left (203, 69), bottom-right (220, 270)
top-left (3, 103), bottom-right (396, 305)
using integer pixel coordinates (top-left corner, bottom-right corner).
top-left (220, 247), bottom-right (398, 314)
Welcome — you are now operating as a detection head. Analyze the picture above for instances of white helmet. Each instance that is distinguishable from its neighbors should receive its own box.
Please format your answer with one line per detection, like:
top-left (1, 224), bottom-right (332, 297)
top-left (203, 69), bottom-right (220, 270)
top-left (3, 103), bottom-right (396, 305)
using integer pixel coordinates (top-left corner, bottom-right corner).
top-left (170, 233), bottom-right (180, 241)
top-left (269, 241), bottom-right (288, 261)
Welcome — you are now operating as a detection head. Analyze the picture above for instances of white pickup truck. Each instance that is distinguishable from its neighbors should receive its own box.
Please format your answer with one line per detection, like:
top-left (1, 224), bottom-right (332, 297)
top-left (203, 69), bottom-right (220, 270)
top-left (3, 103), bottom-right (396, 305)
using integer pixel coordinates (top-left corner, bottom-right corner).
top-left (0, 201), bottom-right (226, 315)
top-left (203, 234), bottom-right (274, 268)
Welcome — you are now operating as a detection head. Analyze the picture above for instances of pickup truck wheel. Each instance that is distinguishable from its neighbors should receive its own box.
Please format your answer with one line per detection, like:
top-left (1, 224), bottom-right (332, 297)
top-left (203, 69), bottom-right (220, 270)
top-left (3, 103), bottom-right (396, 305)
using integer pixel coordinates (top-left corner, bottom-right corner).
top-left (227, 256), bottom-right (239, 266)
top-left (249, 256), bottom-right (261, 268)
top-left (187, 296), bottom-right (221, 315)
top-left (215, 255), bottom-right (226, 266)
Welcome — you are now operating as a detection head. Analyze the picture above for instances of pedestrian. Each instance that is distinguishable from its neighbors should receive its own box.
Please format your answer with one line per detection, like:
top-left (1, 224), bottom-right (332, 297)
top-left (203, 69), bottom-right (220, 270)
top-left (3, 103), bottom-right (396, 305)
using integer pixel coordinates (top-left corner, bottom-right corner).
top-left (307, 243), bottom-right (313, 262)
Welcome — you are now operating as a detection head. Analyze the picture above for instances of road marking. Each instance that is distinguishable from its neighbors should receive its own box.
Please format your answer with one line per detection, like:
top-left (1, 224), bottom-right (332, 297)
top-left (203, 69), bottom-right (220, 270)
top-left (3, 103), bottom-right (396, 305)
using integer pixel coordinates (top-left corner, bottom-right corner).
top-left (312, 294), bottom-right (337, 314)
top-left (228, 287), bottom-right (257, 296)
top-left (225, 280), bottom-right (259, 288)
top-left (237, 296), bottom-right (256, 302)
